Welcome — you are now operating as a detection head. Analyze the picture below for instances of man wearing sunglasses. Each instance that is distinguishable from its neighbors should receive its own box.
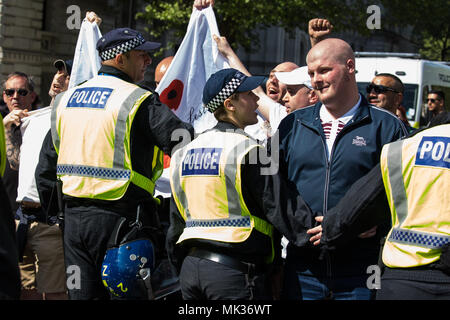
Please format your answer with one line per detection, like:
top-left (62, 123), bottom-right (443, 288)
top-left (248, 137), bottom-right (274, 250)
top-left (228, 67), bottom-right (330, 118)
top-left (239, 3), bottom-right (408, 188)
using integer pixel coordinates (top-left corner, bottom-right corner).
top-left (366, 73), bottom-right (404, 115)
top-left (1, 72), bottom-right (38, 212)
top-left (427, 91), bottom-right (446, 118)
top-left (2, 72), bottom-right (37, 132)
top-left (1, 70), bottom-right (69, 300)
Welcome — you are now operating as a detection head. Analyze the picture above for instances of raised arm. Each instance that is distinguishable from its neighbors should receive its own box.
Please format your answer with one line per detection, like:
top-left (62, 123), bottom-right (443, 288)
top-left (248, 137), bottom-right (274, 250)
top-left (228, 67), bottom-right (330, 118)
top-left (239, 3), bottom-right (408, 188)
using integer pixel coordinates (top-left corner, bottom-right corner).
top-left (308, 18), bottom-right (333, 47)
top-left (213, 34), bottom-right (277, 121)
top-left (193, 0), bottom-right (215, 10)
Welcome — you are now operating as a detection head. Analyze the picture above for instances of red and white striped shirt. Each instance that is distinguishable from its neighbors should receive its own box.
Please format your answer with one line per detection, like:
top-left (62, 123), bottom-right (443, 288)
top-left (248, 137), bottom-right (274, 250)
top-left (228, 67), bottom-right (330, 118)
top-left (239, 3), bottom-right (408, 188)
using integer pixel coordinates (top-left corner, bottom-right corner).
top-left (320, 96), bottom-right (361, 159)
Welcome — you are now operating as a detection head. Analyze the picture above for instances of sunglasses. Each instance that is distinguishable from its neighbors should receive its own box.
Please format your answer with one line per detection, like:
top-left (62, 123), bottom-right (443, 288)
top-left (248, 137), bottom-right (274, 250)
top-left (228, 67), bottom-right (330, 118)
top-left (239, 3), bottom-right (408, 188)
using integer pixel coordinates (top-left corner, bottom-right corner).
top-left (426, 98), bottom-right (441, 103)
top-left (4, 88), bottom-right (29, 97)
top-left (366, 84), bottom-right (399, 94)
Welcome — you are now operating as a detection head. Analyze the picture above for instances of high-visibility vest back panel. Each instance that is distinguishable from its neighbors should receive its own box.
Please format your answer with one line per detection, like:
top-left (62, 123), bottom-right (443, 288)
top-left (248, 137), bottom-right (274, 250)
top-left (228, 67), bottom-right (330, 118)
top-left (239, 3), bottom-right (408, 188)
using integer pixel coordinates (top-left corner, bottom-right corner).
top-left (170, 130), bottom-right (274, 260)
top-left (381, 124), bottom-right (450, 268)
top-left (51, 74), bottom-right (163, 200)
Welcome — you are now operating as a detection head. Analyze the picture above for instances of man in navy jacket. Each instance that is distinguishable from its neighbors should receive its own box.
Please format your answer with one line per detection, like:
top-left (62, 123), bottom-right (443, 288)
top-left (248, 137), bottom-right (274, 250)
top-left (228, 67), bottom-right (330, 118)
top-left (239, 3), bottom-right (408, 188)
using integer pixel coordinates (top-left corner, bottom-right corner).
top-left (278, 38), bottom-right (407, 300)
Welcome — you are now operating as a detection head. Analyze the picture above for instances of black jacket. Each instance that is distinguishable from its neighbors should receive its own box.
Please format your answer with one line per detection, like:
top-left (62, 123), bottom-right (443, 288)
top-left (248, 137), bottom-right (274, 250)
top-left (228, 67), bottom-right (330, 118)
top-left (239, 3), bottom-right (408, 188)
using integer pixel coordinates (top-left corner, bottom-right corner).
top-left (166, 121), bottom-right (317, 271)
top-left (35, 65), bottom-right (194, 218)
top-left (277, 95), bottom-right (407, 276)
top-left (0, 176), bottom-right (20, 299)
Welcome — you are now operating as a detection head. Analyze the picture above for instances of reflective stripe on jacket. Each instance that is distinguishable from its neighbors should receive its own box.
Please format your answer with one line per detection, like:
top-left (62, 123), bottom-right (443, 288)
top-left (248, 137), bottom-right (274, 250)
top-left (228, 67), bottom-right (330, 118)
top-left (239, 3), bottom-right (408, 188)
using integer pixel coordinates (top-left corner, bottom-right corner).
top-left (51, 74), bottom-right (163, 200)
top-left (381, 124), bottom-right (450, 268)
top-left (170, 129), bottom-right (274, 262)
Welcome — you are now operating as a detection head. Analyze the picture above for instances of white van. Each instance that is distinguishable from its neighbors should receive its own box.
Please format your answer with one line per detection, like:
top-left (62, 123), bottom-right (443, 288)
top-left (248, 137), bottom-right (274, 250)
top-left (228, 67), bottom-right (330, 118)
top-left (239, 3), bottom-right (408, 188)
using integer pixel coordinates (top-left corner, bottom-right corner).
top-left (355, 52), bottom-right (450, 128)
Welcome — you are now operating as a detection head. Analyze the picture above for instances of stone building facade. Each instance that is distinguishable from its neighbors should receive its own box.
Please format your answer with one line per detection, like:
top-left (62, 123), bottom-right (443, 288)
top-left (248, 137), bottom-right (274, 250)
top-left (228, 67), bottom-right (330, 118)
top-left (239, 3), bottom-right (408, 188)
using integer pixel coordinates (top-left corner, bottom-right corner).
top-left (0, 0), bottom-right (142, 106)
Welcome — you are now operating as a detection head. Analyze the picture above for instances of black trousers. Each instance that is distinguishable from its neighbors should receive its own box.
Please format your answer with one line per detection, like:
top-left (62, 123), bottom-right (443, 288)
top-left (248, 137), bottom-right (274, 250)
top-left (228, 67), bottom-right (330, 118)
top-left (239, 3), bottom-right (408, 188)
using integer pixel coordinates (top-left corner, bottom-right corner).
top-left (179, 255), bottom-right (270, 300)
top-left (63, 205), bottom-right (122, 300)
top-left (376, 268), bottom-right (450, 300)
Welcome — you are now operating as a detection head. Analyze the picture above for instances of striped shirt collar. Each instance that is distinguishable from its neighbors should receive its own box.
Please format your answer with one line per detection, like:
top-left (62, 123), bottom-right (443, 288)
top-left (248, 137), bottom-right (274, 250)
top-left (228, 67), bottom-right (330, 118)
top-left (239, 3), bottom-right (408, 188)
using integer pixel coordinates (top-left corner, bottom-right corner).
top-left (320, 94), bottom-right (362, 125)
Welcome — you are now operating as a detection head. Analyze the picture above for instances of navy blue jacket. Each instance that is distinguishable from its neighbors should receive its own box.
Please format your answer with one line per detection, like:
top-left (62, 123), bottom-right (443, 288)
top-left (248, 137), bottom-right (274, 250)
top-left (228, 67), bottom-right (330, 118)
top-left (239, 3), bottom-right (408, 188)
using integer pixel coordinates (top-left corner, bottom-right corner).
top-left (278, 95), bottom-right (407, 276)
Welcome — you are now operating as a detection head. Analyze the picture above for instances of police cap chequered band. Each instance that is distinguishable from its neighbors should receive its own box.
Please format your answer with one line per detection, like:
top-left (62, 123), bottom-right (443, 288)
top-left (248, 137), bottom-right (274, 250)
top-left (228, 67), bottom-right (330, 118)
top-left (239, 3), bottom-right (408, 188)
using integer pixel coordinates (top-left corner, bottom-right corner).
top-left (99, 34), bottom-right (146, 61)
top-left (206, 72), bottom-right (246, 113)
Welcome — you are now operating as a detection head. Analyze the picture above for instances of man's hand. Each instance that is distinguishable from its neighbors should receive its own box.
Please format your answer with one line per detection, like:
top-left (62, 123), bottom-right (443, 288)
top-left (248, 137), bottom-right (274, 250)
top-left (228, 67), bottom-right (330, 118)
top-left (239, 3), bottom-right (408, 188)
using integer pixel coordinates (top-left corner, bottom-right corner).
top-left (213, 34), bottom-right (233, 59)
top-left (306, 216), bottom-right (323, 246)
top-left (309, 18), bottom-right (333, 47)
top-left (193, 0), bottom-right (214, 10)
top-left (3, 109), bottom-right (29, 128)
top-left (86, 11), bottom-right (102, 26)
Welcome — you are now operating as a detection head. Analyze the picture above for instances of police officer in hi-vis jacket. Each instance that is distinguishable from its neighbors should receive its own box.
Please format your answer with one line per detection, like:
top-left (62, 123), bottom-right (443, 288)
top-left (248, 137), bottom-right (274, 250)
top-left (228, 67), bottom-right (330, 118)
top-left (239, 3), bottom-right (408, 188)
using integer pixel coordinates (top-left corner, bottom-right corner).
top-left (35, 27), bottom-right (194, 300)
top-left (167, 68), bottom-right (318, 300)
top-left (167, 68), bottom-right (276, 300)
top-left (312, 112), bottom-right (450, 300)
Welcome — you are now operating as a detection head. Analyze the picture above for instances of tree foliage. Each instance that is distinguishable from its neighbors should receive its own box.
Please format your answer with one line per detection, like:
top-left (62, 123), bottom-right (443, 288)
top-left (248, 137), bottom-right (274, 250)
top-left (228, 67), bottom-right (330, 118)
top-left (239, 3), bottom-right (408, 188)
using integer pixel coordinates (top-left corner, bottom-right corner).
top-left (136, 0), bottom-right (449, 61)
top-left (379, 0), bottom-right (450, 60)
top-left (136, 0), bottom-right (368, 55)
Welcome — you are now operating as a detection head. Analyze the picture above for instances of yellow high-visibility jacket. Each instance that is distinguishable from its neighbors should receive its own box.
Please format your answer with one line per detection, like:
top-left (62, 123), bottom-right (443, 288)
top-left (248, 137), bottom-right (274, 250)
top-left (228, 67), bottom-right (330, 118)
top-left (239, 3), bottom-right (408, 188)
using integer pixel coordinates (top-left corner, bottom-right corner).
top-left (381, 124), bottom-right (450, 268)
top-left (51, 74), bottom-right (163, 200)
top-left (170, 129), bottom-right (274, 262)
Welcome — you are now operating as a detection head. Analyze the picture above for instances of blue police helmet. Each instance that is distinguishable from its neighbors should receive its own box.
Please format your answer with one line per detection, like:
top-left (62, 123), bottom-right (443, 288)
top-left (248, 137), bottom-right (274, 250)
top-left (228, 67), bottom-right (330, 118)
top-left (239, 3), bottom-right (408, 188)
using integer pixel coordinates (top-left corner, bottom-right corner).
top-left (101, 238), bottom-right (156, 298)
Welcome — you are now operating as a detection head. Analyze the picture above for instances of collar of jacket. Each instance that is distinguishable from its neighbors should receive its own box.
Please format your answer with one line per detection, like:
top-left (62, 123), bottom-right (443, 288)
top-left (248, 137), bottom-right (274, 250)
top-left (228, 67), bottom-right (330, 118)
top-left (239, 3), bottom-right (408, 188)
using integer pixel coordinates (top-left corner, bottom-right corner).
top-left (213, 121), bottom-right (255, 138)
top-left (300, 94), bottom-right (371, 131)
top-left (204, 121), bottom-right (255, 140)
top-left (97, 65), bottom-right (134, 84)
top-left (213, 121), bottom-right (240, 132)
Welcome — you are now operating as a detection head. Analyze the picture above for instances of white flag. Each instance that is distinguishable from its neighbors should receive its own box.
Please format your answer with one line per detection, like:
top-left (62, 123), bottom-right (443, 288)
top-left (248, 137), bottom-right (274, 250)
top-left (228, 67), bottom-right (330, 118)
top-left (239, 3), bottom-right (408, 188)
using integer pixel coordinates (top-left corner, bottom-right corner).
top-left (69, 19), bottom-right (102, 88)
top-left (156, 7), bottom-right (229, 133)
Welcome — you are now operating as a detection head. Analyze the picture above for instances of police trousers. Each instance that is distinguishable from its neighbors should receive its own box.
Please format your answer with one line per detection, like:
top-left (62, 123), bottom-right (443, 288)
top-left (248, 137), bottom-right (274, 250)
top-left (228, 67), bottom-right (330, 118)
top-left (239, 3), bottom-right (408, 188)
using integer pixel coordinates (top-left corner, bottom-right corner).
top-left (179, 255), bottom-right (270, 300)
top-left (63, 204), bottom-right (123, 300)
top-left (376, 267), bottom-right (450, 300)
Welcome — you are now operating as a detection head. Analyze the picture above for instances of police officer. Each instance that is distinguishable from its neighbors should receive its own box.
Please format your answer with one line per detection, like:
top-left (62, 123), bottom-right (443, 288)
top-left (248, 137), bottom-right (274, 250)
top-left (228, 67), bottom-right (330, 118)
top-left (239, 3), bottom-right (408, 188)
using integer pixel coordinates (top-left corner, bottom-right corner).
top-left (310, 112), bottom-right (450, 300)
top-left (35, 27), bottom-right (194, 300)
top-left (376, 114), bottom-right (450, 299)
top-left (167, 68), bottom-right (299, 300)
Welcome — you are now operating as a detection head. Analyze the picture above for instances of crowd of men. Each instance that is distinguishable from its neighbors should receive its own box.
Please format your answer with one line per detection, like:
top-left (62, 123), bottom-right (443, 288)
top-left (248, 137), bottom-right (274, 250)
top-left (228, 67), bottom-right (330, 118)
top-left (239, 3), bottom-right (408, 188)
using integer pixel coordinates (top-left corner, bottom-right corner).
top-left (0, 0), bottom-right (449, 301)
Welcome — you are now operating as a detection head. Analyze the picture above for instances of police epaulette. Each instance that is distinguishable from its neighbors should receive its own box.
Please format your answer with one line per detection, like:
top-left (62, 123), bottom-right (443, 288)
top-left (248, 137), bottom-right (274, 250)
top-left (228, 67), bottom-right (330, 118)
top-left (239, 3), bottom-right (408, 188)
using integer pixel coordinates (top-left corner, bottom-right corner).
top-left (138, 84), bottom-right (155, 94)
top-left (75, 80), bottom-right (88, 86)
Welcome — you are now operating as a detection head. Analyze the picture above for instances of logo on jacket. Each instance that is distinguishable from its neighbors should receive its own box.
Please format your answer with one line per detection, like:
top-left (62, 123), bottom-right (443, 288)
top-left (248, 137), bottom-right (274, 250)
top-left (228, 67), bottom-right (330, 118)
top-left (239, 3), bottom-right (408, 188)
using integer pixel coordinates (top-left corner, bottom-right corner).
top-left (352, 136), bottom-right (367, 147)
top-left (67, 87), bottom-right (113, 109)
top-left (416, 136), bottom-right (450, 169)
top-left (182, 148), bottom-right (223, 176)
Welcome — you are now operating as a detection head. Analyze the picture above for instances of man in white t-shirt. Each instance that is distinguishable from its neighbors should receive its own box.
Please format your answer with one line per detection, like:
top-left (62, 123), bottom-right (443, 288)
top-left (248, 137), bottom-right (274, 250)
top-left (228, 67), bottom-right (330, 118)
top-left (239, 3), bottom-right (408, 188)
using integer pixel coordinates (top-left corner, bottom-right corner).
top-left (213, 35), bottom-right (298, 141)
top-left (5, 69), bottom-right (67, 300)
top-left (269, 66), bottom-right (318, 132)
top-left (213, 19), bottom-right (332, 141)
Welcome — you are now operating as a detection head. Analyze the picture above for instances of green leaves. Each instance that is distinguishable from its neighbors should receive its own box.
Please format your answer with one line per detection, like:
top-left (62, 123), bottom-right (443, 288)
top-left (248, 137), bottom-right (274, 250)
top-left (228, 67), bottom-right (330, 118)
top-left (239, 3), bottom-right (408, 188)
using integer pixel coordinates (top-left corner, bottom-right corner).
top-left (136, 0), bottom-right (449, 60)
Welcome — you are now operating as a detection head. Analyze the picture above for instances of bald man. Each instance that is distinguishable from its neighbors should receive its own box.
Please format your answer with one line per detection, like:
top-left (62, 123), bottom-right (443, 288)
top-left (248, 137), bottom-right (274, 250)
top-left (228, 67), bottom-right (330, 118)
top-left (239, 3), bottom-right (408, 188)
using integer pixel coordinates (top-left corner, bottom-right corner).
top-left (154, 56), bottom-right (174, 87)
top-left (277, 38), bottom-right (407, 300)
top-left (214, 34), bottom-right (299, 141)
top-left (265, 62), bottom-right (299, 104)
